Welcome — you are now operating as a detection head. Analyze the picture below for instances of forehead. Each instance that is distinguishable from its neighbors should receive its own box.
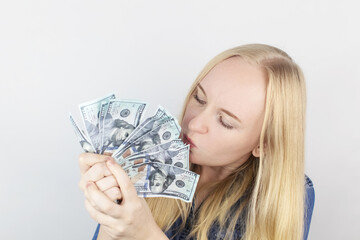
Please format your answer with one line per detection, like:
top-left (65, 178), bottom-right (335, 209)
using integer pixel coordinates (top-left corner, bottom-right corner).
top-left (153, 171), bottom-right (166, 178)
top-left (199, 57), bottom-right (267, 122)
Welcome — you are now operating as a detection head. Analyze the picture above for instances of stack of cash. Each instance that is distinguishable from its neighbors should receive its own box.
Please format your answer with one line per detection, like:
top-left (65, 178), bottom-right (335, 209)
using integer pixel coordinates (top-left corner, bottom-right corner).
top-left (70, 94), bottom-right (199, 203)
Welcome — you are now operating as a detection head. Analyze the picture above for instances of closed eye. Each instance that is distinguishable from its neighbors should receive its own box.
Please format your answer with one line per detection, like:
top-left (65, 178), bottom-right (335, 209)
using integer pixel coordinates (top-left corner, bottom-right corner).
top-left (219, 115), bottom-right (234, 129)
top-left (193, 92), bottom-right (206, 105)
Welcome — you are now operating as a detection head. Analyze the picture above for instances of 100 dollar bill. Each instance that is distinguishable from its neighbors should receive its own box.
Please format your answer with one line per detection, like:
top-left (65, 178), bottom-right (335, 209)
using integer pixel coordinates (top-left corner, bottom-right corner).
top-left (79, 93), bottom-right (115, 153)
top-left (69, 114), bottom-right (96, 153)
top-left (129, 162), bottom-right (199, 203)
top-left (113, 107), bottom-right (172, 156)
top-left (126, 139), bottom-right (186, 158)
top-left (113, 118), bottom-right (181, 163)
top-left (124, 145), bottom-right (190, 169)
top-left (101, 99), bottom-right (147, 154)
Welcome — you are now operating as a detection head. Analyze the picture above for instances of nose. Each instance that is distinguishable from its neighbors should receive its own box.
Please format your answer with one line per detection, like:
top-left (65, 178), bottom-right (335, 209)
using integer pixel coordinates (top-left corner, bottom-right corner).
top-left (188, 108), bottom-right (209, 134)
top-left (119, 132), bottom-right (126, 140)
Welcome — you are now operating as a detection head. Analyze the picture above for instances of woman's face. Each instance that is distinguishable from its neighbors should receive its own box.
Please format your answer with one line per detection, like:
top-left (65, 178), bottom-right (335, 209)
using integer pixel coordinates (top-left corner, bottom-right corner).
top-left (181, 57), bottom-right (266, 170)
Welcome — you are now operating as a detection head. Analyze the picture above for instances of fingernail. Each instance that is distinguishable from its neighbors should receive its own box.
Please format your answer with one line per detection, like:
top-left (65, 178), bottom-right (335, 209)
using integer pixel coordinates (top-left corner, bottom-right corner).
top-left (86, 181), bottom-right (93, 188)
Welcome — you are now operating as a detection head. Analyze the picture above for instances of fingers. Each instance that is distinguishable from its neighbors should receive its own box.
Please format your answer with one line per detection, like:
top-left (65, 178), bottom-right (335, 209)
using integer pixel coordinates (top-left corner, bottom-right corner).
top-left (84, 199), bottom-right (115, 226)
top-left (96, 176), bottom-right (118, 192)
top-left (103, 187), bottom-right (122, 202)
top-left (79, 153), bottom-right (114, 175)
top-left (106, 159), bottom-right (138, 204)
top-left (79, 162), bottom-right (113, 190)
top-left (85, 181), bottom-right (122, 218)
top-left (95, 175), bottom-right (122, 201)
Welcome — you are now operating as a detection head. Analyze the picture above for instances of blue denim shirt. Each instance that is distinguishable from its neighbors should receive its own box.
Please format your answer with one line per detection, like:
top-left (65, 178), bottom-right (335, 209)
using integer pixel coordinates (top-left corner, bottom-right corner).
top-left (93, 176), bottom-right (315, 240)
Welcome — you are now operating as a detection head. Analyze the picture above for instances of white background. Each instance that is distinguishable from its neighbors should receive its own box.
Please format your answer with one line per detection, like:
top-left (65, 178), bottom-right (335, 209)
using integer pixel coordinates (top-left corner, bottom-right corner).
top-left (0, 1), bottom-right (359, 239)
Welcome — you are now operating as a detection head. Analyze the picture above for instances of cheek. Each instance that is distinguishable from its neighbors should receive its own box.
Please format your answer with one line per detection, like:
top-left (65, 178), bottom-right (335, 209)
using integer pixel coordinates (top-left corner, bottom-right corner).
top-left (206, 132), bottom-right (253, 160)
top-left (228, 131), bottom-right (261, 159)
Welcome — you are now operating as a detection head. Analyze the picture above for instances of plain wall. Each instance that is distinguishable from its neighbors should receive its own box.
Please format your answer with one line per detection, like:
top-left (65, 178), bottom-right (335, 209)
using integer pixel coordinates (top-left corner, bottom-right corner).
top-left (0, 1), bottom-right (359, 239)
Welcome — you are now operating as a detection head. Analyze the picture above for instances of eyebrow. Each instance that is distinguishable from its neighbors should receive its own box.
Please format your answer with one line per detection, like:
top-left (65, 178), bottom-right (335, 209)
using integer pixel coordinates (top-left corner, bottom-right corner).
top-left (197, 84), bottom-right (242, 124)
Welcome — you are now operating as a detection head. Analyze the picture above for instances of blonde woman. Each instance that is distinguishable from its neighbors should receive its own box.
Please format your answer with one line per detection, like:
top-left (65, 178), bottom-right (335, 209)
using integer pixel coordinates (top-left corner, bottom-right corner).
top-left (79, 44), bottom-right (315, 240)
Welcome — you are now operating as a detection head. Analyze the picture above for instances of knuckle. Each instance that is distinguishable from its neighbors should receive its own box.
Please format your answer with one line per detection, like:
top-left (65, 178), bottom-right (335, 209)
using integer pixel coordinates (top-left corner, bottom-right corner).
top-left (123, 215), bottom-right (134, 226)
top-left (78, 153), bottom-right (87, 165)
top-left (115, 225), bottom-right (125, 237)
top-left (86, 164), bottom-right (107, 182)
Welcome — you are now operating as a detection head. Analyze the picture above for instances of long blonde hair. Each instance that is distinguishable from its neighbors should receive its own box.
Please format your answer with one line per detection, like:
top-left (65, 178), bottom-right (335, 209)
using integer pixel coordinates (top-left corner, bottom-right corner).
top-left (147, 44), bottom-right (306, 240)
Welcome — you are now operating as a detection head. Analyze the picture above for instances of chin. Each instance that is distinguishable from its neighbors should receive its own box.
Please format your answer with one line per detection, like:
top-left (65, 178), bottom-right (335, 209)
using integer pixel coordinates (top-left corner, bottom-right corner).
top-left (189, 154), bottom-right (204, 166)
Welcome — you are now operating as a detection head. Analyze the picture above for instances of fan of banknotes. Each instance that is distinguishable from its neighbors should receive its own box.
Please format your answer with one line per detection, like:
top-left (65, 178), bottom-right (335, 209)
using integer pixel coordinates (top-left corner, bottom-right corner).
top-left (70, 93), bottom-right (199, 202)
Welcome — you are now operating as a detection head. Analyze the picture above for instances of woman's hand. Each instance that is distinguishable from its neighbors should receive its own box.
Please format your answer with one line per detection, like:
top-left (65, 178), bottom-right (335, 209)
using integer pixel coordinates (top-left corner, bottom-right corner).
top-left (78, 153), bottom-right (122, 202)
top-left (84, 158), bottom-right (168, 240)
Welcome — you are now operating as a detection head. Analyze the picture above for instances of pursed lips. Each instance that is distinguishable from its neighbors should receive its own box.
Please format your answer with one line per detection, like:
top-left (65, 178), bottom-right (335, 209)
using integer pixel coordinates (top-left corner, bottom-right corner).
top-left (183, 134), bottom-right (197, 148)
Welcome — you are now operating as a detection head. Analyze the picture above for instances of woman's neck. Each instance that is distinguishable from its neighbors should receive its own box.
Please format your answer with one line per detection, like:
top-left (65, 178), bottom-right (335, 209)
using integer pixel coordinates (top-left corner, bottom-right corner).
top-left (194, 165), bottom-right (235, 206)
top-left (198, 165), bottom-right (235, 185)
